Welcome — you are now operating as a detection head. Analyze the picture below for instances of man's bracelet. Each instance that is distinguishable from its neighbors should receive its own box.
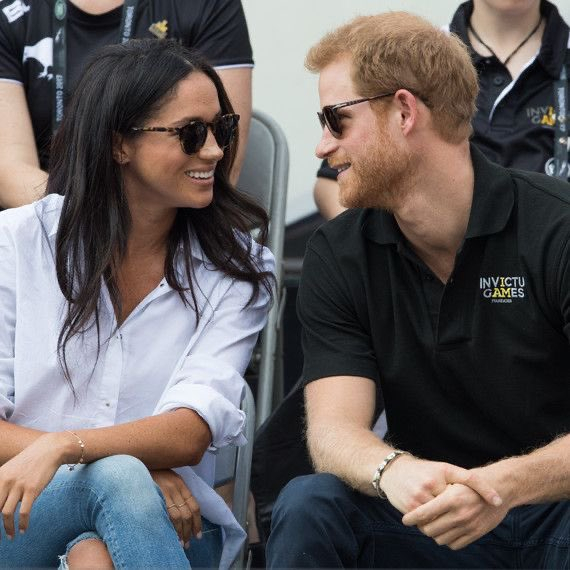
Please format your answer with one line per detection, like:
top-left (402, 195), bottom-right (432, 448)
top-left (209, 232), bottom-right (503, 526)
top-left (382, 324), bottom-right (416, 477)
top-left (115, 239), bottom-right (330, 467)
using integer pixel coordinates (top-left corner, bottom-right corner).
top-left (371, 450), bottom-right (410, 499)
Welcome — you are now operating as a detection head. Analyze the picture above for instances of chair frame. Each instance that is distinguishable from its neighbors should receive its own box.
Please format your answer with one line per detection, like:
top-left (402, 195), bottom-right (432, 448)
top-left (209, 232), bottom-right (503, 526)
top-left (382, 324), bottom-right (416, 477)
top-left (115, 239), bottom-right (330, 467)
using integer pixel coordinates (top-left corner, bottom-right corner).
top-left (237, 109), bottom-right (289, 428)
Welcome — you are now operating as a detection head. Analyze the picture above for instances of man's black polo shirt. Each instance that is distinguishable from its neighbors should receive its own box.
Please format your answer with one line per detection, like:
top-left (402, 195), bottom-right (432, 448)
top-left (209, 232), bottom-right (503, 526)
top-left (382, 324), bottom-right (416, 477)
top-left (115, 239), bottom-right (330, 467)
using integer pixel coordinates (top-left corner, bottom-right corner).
top-left (450, 0), bottom-right (569, 178)
top-left (299, 147), bottom-right (570, 469)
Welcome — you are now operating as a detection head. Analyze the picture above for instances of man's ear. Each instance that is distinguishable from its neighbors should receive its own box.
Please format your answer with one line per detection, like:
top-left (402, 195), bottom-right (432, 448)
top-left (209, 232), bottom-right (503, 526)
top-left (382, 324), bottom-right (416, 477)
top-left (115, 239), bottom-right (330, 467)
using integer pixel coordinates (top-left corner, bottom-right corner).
top-left (112, 133), bottom-right (129, 165)
top-left (393, 89), bottom-right (420, 137)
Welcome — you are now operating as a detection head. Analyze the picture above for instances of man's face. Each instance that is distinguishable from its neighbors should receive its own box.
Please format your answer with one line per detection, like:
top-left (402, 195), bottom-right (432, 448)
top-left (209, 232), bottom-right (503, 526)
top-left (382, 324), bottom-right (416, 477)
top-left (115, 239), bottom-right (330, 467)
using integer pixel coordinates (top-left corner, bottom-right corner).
top-left (316, 57), bottom-right (416, 211)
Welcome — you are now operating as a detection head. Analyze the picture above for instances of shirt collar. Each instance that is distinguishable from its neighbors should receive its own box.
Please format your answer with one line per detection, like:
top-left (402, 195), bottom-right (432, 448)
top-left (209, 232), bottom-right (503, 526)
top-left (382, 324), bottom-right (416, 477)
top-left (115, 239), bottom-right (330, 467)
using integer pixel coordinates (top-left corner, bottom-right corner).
top-left (535, 0), bottom-right (570, 78)
top-left (464, 144), bottom-right (514, 238)
top-left (363, 144), bottom-right (514, 246)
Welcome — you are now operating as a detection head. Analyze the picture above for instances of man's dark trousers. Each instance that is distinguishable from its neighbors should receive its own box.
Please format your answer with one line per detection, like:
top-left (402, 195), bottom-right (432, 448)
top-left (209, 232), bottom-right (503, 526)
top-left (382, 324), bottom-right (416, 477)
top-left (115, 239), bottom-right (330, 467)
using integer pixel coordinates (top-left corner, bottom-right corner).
top-left (266, 473), bottom-right (570, 568)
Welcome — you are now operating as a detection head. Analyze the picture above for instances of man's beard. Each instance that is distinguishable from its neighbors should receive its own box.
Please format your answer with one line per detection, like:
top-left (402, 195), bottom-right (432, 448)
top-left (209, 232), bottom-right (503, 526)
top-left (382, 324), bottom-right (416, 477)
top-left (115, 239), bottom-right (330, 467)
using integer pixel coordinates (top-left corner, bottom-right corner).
top-left (339, 127), bottom-right (417, 211)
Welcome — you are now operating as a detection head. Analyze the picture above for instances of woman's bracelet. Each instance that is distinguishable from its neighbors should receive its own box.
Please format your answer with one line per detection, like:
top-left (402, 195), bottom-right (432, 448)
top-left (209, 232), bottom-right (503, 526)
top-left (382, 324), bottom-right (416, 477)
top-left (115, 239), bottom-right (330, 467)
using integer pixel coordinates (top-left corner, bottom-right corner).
top-left (66, 430), bottom-right (86, 471)
top-left (371, 450), bottom-right (410, 499)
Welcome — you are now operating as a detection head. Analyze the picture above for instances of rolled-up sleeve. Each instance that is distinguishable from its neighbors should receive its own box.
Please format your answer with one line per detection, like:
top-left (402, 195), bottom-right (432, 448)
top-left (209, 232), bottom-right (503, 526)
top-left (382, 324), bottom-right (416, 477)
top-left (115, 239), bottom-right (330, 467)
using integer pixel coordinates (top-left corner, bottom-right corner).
top-left (154, 244), bottom-right (275, 448)
top-left (0, 225), bottom-right (16, 421)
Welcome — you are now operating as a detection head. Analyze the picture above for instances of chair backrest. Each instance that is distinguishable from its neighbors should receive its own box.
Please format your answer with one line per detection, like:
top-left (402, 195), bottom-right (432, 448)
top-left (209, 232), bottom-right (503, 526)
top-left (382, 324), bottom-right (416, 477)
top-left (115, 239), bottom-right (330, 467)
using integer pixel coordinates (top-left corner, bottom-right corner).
top-left (236, 109), bottom-right (289, 427)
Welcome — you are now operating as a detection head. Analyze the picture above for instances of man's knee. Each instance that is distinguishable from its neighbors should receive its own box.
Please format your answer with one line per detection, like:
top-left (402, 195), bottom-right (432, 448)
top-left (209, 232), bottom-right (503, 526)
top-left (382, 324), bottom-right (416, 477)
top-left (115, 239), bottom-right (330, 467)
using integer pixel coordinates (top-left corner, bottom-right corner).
top-left (273, 472), bottom-right (352, 527)
top-left (268, 474), bottom-right (362, 567)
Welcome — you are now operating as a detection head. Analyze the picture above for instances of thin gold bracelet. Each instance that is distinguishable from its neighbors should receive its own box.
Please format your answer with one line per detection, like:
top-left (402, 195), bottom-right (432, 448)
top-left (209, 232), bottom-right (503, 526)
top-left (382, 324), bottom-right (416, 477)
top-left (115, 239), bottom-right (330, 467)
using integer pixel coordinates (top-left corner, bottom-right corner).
top-left (66, 430), bottom-right (85, 471)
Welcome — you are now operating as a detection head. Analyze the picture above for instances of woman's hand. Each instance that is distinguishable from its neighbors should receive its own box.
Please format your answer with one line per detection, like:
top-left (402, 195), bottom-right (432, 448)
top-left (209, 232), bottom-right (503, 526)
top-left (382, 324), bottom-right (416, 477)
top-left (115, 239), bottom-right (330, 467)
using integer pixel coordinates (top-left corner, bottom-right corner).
top-left (150, 469), bottom-right (201, 548)
top-left (0, 432), bottom-right (76, 539)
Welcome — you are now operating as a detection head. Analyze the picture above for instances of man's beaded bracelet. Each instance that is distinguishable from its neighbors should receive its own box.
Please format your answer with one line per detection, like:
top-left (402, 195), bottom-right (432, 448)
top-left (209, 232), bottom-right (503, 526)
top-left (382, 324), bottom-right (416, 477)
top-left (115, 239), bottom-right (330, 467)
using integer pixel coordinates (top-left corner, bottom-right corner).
top-left (371, 450), bottom-right (409, 499)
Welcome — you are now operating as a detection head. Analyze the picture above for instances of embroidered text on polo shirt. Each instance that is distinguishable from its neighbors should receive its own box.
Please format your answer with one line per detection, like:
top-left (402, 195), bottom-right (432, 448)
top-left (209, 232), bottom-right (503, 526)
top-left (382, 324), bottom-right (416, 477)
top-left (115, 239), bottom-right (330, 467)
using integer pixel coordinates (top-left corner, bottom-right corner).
top-left (480, 275), bottom-right (526, 302)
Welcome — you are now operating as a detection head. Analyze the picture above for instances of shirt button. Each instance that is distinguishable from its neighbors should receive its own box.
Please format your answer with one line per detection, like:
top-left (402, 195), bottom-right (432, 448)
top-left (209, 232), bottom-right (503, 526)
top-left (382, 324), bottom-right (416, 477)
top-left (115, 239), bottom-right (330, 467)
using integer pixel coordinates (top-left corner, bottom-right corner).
top-left (425, 274), bottom-right (433, 281)
top-left (493, 75), bottom-right (505, 86)
top-left (105, 402), bottom-right (111, 407)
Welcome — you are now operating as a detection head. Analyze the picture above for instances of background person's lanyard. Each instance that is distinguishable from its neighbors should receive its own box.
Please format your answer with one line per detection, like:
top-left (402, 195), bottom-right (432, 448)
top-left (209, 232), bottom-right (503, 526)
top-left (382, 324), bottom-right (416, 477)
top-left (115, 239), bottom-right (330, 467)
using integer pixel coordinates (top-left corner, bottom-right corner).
top-left (553, 56), bottom-right (569, 181)
top-left (51, 0), bottom-right (140, 134)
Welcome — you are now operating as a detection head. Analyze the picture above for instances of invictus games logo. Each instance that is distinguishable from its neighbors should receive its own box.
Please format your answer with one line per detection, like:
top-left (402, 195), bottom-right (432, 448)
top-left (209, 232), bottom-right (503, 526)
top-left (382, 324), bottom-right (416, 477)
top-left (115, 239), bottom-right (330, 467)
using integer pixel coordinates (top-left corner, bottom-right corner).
top-left (526, 105), bottom-right (556, 126)
top-left (480, 276), bottom-right (525, 303)
top-left (149, 19), bottom-right (168, 39)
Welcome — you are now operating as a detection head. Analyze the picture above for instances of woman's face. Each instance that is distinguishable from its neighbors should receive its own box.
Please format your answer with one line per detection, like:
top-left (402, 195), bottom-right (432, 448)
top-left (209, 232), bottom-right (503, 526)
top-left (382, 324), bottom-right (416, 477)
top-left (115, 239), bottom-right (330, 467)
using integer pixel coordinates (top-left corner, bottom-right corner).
top-left (118, 71), bottom-right (225, 214)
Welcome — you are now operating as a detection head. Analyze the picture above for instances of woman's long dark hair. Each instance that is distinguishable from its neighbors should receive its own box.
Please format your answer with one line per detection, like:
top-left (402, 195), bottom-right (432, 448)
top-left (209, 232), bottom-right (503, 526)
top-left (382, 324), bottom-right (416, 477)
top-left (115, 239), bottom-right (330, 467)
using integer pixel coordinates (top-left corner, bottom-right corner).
top-left (47, 39), bottom-right (273, 387)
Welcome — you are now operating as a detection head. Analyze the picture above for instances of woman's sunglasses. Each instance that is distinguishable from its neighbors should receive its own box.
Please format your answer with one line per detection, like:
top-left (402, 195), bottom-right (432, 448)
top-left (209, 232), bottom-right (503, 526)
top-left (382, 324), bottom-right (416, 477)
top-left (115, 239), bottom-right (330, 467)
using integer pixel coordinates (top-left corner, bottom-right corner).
top-left (131, 113), bottom-right (239, 155)
top-left (317, 94), bottom-right (395, 138)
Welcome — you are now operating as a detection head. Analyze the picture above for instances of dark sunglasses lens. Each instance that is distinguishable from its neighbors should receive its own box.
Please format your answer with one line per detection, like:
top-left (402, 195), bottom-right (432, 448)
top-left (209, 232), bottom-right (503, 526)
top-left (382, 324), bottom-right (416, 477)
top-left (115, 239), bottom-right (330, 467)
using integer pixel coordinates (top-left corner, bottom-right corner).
top-left (323, 107), bottom-right (341, 137)
top-left (180, 123), bottom-right (207, 154)
top-left (213, 115), bottom-right (238, 149)
top-left (317, 111), bottom-right (326, 129)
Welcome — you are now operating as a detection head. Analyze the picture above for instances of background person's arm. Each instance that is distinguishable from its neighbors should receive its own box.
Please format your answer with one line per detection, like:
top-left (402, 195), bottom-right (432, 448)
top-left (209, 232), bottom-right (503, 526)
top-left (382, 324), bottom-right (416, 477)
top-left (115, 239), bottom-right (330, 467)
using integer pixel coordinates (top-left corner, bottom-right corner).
top-left (313, 176), bottom-right (346, 220)
top-left (191, 0), bottom-right (253, 182)
top-left (0, 82), bottom-right (47, 208)
top-left (217, 66), bottom-right (251, 183)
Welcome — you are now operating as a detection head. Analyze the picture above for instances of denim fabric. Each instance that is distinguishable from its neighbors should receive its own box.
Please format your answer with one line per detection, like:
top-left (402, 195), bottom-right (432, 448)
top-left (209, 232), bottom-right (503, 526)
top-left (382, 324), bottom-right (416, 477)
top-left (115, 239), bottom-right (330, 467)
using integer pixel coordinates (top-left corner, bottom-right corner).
top-left (56, 521), bottom-right (222, 569)
top-left (266, 473), bottom-right (570, 569)
top-left (0, 455), bottom-right (219, 568)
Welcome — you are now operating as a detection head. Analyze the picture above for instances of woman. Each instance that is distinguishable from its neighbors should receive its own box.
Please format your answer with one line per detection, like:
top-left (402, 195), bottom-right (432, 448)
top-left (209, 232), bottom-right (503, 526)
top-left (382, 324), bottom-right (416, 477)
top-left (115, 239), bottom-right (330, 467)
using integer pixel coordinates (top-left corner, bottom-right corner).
top-left (0, 38), bottom-right (273, 568)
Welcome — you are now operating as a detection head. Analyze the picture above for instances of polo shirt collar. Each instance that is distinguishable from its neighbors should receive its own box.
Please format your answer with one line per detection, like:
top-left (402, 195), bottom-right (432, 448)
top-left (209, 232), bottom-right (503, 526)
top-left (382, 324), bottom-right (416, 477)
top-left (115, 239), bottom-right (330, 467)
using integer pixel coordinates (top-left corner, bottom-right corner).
top-left (464, 144), bottom-right (514, 239)
top-left (363, 144), bottom-right (514, 246)
top-left (536, 0), bottom-right (570, 79)
top-left (449, 0), bottom-right (569, 79)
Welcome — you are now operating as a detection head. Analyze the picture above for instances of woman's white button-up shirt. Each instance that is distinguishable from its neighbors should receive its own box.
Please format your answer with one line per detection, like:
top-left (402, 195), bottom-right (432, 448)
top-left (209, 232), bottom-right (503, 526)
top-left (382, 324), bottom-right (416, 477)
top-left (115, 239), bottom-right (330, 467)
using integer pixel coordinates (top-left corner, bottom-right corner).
top-left (0, 194), bottom-right (274, 568)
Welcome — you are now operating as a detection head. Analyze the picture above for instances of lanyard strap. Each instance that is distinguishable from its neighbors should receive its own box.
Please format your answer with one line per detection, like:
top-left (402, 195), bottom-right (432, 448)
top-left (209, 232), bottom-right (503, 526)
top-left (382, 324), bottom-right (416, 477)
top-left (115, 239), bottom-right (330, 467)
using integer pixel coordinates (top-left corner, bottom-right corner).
top-left (552, 53), bottom-right (569, 180)
top-left (52, 0), bottom-right (139, 134)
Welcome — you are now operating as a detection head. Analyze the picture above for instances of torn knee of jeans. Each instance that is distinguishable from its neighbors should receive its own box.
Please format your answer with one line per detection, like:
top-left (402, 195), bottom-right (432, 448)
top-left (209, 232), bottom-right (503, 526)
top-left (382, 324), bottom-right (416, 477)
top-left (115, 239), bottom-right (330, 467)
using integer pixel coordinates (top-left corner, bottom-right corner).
top-left (58, 531), bottom-right (104, 570)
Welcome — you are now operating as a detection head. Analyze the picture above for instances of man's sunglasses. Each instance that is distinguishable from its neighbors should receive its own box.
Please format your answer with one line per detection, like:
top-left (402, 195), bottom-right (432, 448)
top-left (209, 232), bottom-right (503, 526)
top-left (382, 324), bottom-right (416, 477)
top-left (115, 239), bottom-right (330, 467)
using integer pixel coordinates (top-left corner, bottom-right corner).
top-left (317, 93), bottom-right (395, 138)
top-left (131, 113), bottom-right (239, 155)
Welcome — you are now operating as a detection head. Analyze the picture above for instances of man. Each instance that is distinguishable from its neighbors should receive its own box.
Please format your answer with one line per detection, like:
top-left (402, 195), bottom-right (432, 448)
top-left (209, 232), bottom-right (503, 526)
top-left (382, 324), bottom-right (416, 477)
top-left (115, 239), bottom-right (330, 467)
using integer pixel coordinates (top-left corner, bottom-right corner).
top-left (0, 0), bottom-right (253, 208)
top-left (266, 12), bottom-right (570, 568)
top-left (313, 0), bottom-right (570, 221)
